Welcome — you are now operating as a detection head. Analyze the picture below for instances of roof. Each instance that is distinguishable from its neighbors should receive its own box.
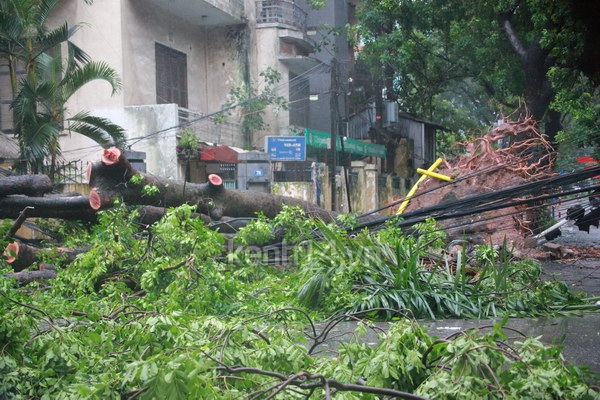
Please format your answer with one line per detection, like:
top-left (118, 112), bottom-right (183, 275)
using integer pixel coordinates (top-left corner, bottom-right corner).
top-left (0, 134), bottom-right (19, 159)
top-left (200, 145), bottom-right (246, 163)
top-left (398, 111), bottom-right (447, 130)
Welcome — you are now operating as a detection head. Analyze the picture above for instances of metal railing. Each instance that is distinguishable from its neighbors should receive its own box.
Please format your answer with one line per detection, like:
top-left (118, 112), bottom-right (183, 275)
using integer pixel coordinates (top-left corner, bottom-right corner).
top-left (273, 162), bottom-right (312, 182)
top-left (42, 159), bottom-right (87, 184)
top-left (256, 0), bottom-right (307, 32)
top-left (179, 107), bottom-right (244, 148)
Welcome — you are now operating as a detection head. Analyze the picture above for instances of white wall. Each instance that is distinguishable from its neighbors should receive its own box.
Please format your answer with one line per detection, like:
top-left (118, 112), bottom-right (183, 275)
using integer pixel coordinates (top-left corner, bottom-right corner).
top-left (93, 104), bottom-right (181, 180)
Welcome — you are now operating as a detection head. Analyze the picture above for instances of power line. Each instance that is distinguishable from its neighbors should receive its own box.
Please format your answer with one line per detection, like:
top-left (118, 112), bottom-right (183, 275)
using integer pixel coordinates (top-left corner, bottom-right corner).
top-left (62, 62), bottom-right (332, 156)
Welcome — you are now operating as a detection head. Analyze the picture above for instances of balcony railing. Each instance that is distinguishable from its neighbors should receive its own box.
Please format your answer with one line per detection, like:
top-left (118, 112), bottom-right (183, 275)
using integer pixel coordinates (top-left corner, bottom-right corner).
top-left (256, 0), bottom-right (307, 32)
top-left (179, 107), bottom-right (244, 148)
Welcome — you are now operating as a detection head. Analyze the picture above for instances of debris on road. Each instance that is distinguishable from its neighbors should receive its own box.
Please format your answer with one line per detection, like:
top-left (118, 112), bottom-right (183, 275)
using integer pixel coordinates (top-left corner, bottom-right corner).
top-left (386, 117), bottom-right (600, 258)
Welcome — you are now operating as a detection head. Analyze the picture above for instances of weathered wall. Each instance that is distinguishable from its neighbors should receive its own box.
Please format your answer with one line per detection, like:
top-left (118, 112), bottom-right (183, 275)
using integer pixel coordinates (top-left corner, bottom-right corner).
top-left (252, 27), bottom-right (292, 148)
top-left (272, 162), bottom-right (330, 210)
top-left (51, 0), bottom-right (250, 165)
top-left (273, 162), bottom-right (408, 214)
top-left (89, 104), bottom-right (181, 180)
top-left (122, 0), bottom-right (245, 114)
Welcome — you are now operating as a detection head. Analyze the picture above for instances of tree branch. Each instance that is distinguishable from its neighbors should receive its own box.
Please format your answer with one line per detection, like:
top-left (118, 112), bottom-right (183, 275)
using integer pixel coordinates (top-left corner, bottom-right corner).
top-left (500, 15), bottom-right (527, 59)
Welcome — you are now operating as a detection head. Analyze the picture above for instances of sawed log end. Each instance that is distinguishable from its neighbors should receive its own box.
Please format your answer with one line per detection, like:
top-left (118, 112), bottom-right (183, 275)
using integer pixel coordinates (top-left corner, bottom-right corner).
top-left (101, 147), bottom-right (122, 166)
top-left (3, 242), bottom-right (18, 264)
top-left (208, 174), bottom-right (223, 187)
top-left (89, 188), bottom-right (112, 210)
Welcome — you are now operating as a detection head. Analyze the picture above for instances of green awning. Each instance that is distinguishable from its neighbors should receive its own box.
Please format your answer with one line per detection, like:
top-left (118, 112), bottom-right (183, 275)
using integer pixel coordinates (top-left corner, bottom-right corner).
top-left (303, 128), bottom-right (386, 158)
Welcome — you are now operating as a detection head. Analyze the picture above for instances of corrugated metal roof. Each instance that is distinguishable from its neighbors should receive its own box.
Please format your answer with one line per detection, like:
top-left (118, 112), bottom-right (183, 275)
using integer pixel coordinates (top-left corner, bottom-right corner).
top-left (0, 134), bottom-right (18, 159)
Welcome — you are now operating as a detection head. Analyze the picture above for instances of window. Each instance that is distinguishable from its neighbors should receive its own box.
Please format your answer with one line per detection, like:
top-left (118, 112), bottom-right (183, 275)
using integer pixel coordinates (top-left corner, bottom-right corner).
top-left (0, 60), bottom-right (22, 135)
top-left (155, 43), bottom-right (188, 108)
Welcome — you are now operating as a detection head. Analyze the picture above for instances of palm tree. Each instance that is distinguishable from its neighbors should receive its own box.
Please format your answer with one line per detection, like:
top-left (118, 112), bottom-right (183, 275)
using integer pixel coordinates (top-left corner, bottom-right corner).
top-left (0, 0), bottom-right (125, 179)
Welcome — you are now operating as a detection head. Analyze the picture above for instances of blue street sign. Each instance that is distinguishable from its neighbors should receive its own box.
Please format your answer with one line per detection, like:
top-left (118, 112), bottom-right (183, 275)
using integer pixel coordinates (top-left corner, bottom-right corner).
top-left (266, 136), bottom-right (306, 161)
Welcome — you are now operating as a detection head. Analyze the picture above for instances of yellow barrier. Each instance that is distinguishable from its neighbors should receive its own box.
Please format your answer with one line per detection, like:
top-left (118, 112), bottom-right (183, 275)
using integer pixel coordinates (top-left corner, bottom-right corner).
top-left (396, 157), bottom-right (450, 215)
top-left (416, 168), bottom-right (452, 182)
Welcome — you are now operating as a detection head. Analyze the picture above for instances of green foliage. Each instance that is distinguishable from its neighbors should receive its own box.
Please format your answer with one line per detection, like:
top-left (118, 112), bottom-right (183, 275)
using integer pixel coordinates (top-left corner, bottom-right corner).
top-left (141, 184), bottom-right (160, 197)
top-left (294, 216), bottom-right (589, 320)
top-left (234, 212), bottom-right (275, 246)
top-left (129, 173), bottom-right (144, 185)
top-left (352, 0), bottom-right (599, 149)
top-left (177, 127), bottom-right (200, 159)
top-left (217, 67), bottom-right (288, 138)
top-left (550, 68), bottom-right (600, 159)
top-left (0, 0), bottom-right (125, 178)
top-left (416, 322), bottom-right (599, 399)
top-left (306, 0), bottom-right (326, 9)
top-left (1, 206), bottom-right (598, 398)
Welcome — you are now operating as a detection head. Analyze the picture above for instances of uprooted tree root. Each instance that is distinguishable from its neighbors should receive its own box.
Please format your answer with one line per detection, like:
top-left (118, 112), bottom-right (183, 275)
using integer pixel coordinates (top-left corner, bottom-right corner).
top-left (392, 117), bottom-right (557, 250)
top-left (450, 116), bottom-right (555, 179)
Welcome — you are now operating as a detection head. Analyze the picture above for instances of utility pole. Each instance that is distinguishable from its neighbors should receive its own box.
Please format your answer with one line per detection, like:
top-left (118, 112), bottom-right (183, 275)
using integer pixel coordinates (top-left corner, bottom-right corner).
top-left (330, 57), bottom-right (338, 212)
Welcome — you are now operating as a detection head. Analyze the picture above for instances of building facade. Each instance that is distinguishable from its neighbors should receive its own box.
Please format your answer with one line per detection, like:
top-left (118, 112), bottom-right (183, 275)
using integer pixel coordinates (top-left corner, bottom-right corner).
top-left (0, 0), bottom-right (439, 205)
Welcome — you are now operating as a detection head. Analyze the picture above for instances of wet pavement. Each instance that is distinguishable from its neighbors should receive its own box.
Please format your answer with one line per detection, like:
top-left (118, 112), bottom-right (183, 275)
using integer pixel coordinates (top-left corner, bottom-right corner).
top-left (541, 225), bottom-right (600, 297)
top-left (534, 224), bottom-right (600, 380)
top-left (427, 315), bottom-right (600, 381)
top-left (313, 225), bottom-right (600, 383)
top-left (313, 314), bottom-right (600, 384)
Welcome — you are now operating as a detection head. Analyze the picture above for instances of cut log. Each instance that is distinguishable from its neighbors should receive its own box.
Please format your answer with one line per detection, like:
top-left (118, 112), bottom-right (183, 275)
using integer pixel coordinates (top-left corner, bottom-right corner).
top-left (4, 270), bottom-right (57, 284)
top-left (0, 174), bottom-right (53, 197)
top-left (3, 242), bottom-right (90, 272)
top-left (0, 194), bottom-right (97, 221)
top-left (88, 148), bottom-right (338, 222)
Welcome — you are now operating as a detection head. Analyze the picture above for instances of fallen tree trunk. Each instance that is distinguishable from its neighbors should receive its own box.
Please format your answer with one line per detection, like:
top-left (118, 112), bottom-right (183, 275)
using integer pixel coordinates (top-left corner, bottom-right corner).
top-left (3, 242), bottom-right (90, 272)
top-left (4, 269), bottom-right (57, 285)
top-left (0, 194), bottom-right (97, 221)
top-left (88, 148), bottom-right (338, 222)
top-left (0, 174), bottom-right (53, 197)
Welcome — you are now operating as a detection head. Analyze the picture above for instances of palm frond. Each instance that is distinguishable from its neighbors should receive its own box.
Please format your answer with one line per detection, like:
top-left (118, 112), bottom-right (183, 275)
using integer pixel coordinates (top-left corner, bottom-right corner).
top-left (67, 112), bottom-right (126, 147)
top-left (34, 22), bottom-right (70, 56)
top-left (66, 37), bottom-right (91, 68)
top-left (30, 0), bottom-right (60, 30)
top-left (11, 78), bottom-right (58, 117)
top-left (62, 60), bottom-right (122, 97)
top-left (20, 118), bottom-right (60, 159)
top-left (0, 10), bottom-right (25, 53)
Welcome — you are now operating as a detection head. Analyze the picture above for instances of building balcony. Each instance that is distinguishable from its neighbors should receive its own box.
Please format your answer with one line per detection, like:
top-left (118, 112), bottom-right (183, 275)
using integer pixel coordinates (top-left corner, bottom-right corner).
top-left (257, 0), bottom-right (315, 70)
top-left (256, 0), bottom-right (307, 31)
top-left (145, 0), bottom-right (245, 26)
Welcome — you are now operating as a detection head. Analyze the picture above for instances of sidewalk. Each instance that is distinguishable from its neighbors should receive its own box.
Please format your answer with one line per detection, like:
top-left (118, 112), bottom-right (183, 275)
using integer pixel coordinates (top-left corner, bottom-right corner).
top-left (539, 225), bottom-right (600, 297)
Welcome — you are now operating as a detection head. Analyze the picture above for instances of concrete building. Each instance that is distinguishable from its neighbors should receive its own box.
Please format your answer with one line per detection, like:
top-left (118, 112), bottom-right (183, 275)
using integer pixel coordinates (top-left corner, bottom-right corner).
top-left (0, 0), bottom-right (326, 181)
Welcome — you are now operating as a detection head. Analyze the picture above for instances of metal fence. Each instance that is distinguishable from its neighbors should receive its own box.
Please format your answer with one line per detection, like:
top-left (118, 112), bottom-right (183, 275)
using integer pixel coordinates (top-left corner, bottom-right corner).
top-left (272, 162), bottom-right (312, 182)
top-left (42, 159), bottom-right (87, 184)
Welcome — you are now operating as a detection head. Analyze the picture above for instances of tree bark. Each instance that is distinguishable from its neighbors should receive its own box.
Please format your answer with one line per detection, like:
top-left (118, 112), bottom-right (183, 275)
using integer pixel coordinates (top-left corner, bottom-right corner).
top-left (0, 194), bottom-right (97, 220)
top-left (500, 13), bottom-right (558, 144)
top-left (0, 174), bottom-right (53, 197)
top-left (4, 270), bottom-right (57, 285)
top-left (4, 206), bottom-right (34, 239)
top-left (0, 149), bottom-right (343, 224)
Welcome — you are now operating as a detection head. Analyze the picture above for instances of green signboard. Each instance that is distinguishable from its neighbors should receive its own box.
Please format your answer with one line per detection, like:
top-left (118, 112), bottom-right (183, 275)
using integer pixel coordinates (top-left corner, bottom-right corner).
top-left (303, 129), bottom-right (386, 158)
